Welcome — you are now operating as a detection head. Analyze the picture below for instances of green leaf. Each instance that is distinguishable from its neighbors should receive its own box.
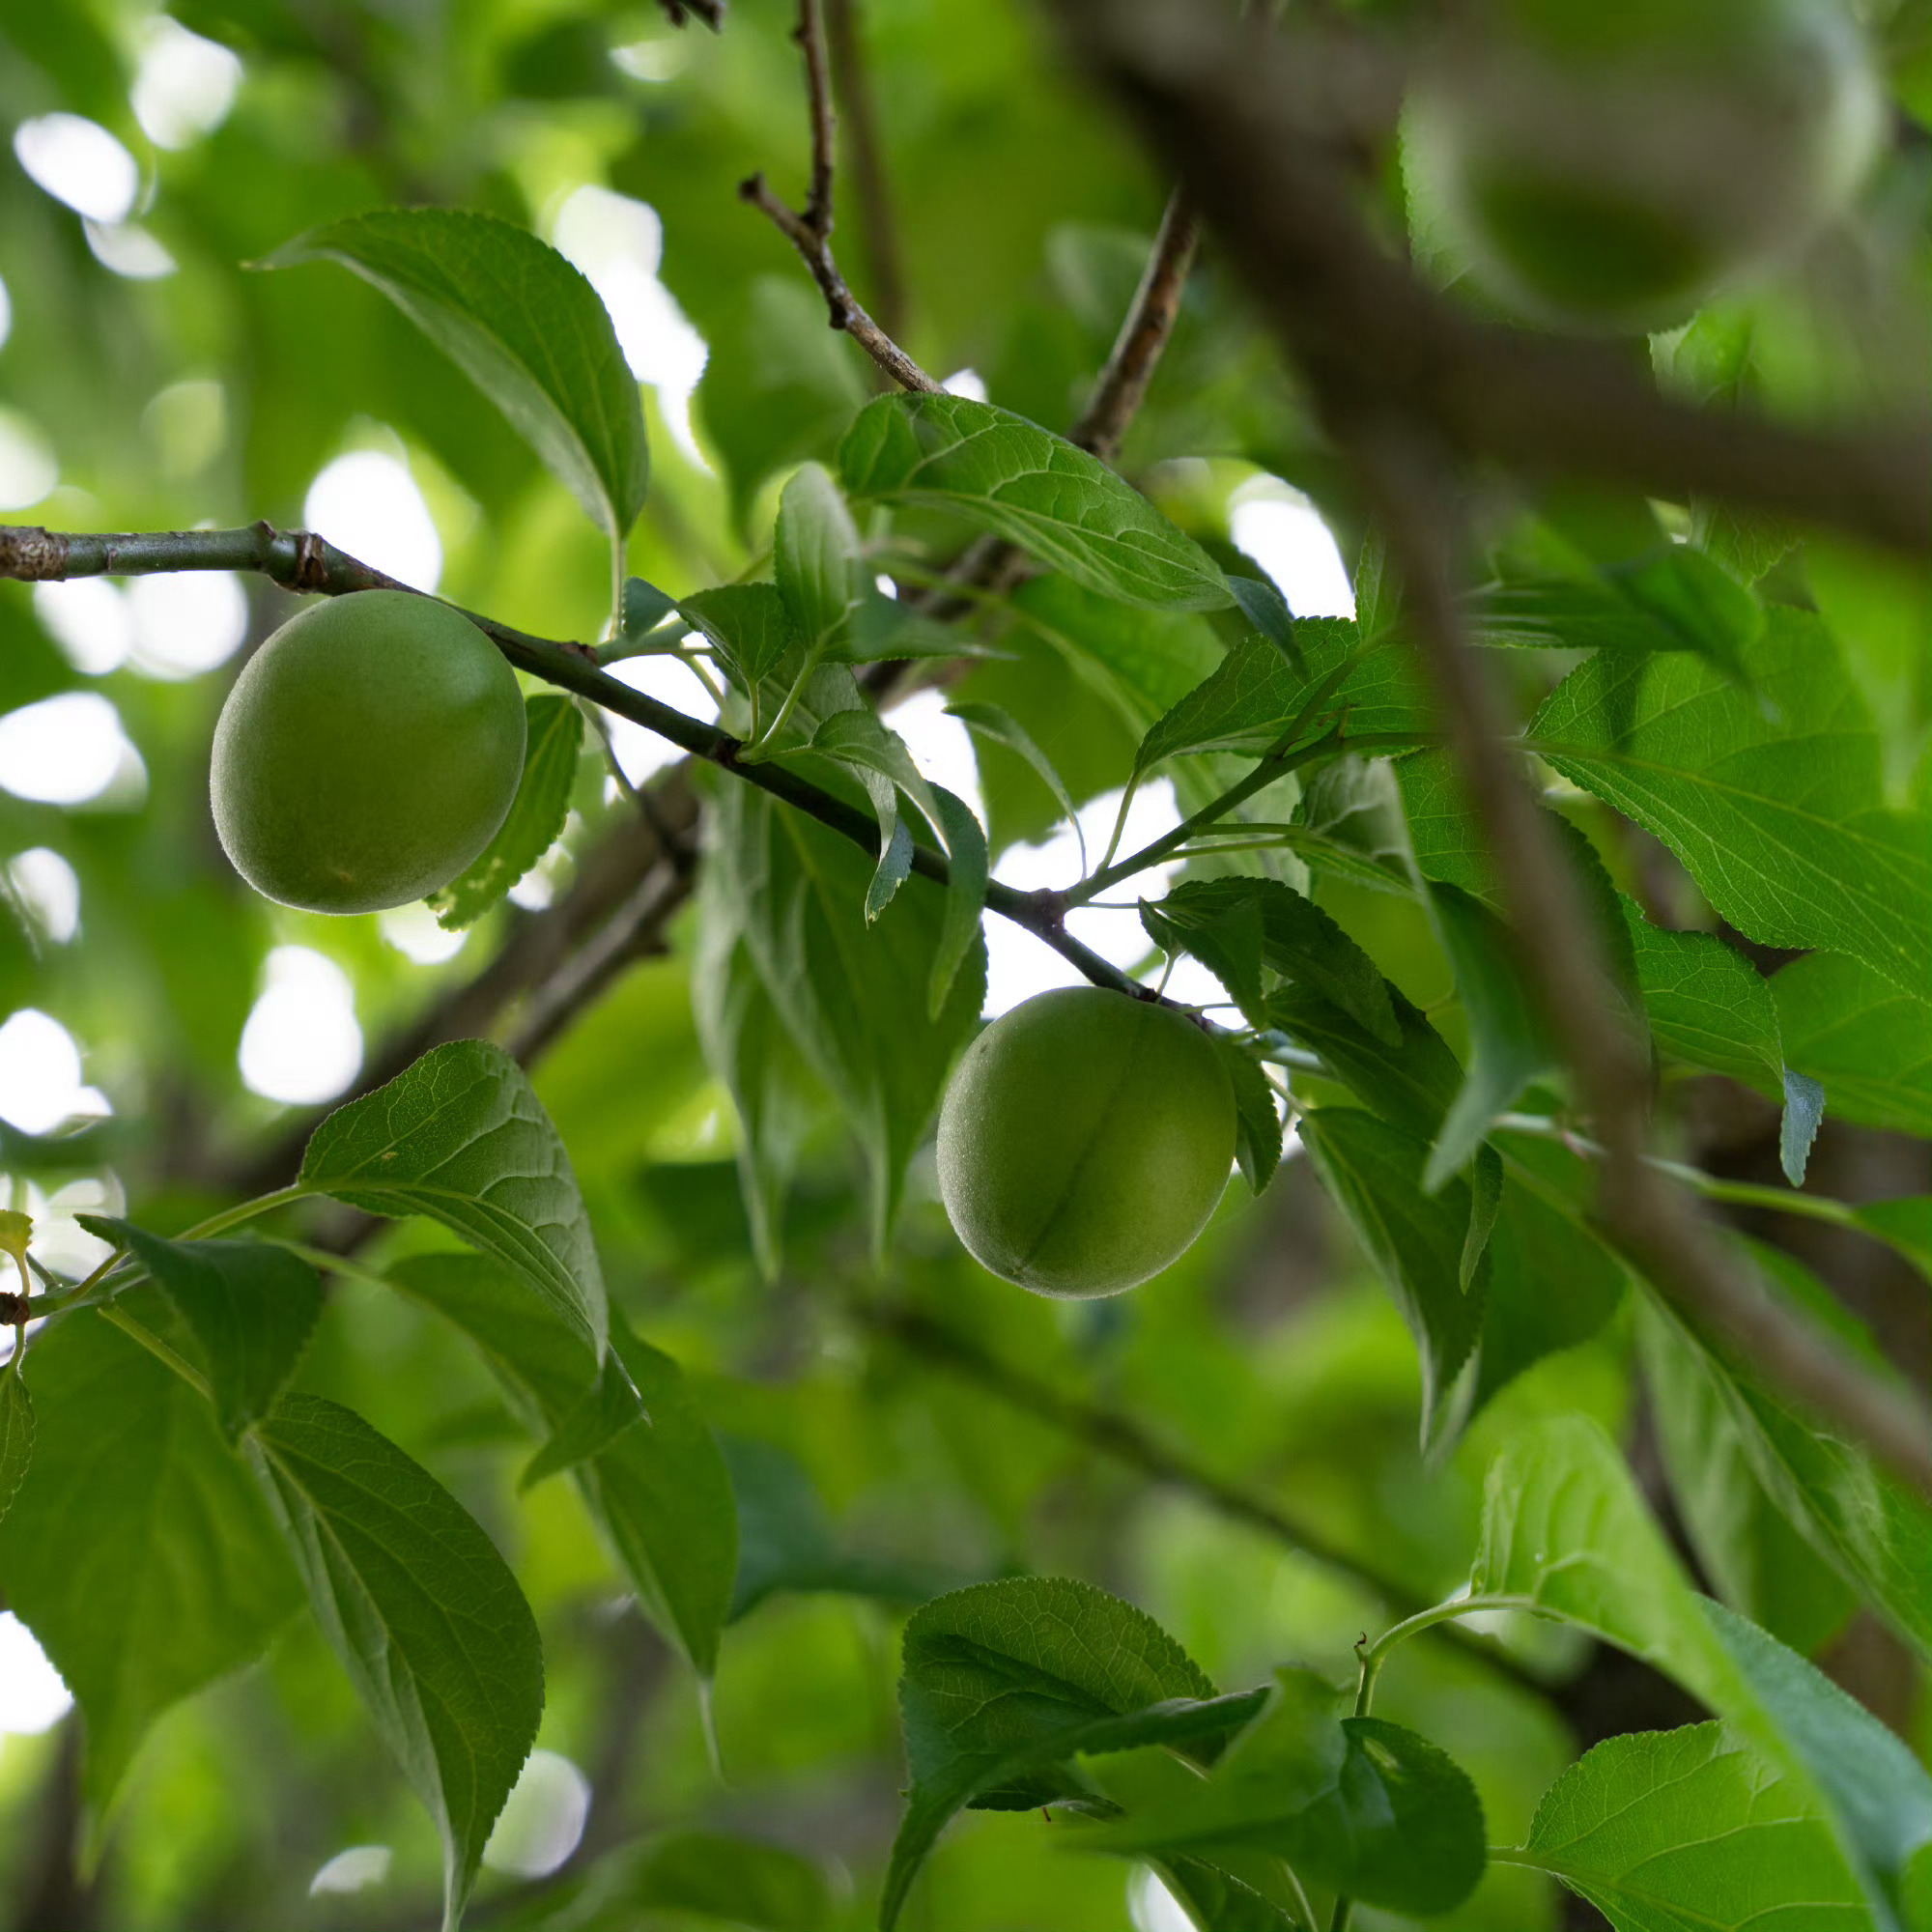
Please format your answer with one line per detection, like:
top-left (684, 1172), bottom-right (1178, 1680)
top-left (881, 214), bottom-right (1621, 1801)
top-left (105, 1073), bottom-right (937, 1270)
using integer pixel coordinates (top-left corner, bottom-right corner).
top-left (0, 1307), bottom-right (299, 1817)
top-left (250, 1394), bottom-right (544, 1932)
top-left (707, 783), bottom-right (983, 1254)
top-left (518, 1351), bottom-right (646, 1492)
top-left (572, 1310), bottom-right (737, 1679)
top-left (0, 1356), bottom-right (29, 1525)
top-left (1423, 883), bottom-right (1554, 1191)
top-left (1265, 981), bottom-right (1463, 1140)
top-left (384, 1255), bottom-right (735, 1678)
top-left (1086, 1667), bottom-right (1489, 1919)
top-left (1703, 1598), bottom-right (1932, 1927)
top-left (723, 1435), bottom-right (966, 1621)
top-left (696, 274), bottom-right (867, 527)
top-left (1505, 1722), bottom-right (1873, 1932)
top-left (1637, 1302), bottom-right (1859, 1658)
top-left (883, 1576), bottom-right (1234, 1929)
top-left (839, 392), bottom-right (1231, 612)
top-left (619, 576), bottom-right (676, 641)
top-left (1641, 1250), bottom-right (1932, 1663)
top-left (775, 461), bottom-right (866, 653)
top-left (299, 1039), bottom-right (608, 1360)
top-left (691, 866), bottom-right (824, 1276)
top-left (78, 1219), bottom-right (322, 1441)
top-left (947, 700), bottom-right (1087, 866)
top-left (628, 1832), bottom-right (832, 1931)
top-left (1007, 573), bottom-right (1223, 734)
top-left (264, 209), bottom-right (648, 541)
top-left (1479, 543), bottom-right (1763, 679)
top-left (1227, 572), bottom-right (1301, 668)
top-left (385, 1251), bottom-right (599, 1430)
top-left (928, 785), bottom-right (988, 1020)
top-left (1151, 1856), bottom-right (1303, 1932)
top-left (1773, 952), bottom-right (1932, 1137)
top-left (1134, 623), bottom-right (1427, 778)
top-left (679, 584), bottom-right (803, 696)
top-left (1298, 1108), bottom-right (1483, 1452)
top-left (805, 707), bottom-right (948, 852)
top-left (1527, 610), bottom-right (1932, 1001)
top-left (1214, 1037), bottom-right (1284, 1196)
top-left (428, 695), bottom-right (583, 932)
top-left (1142, 878), bottom-right (1397, 1042)
top-left (1624, 898), bottom-right (1783, 1096)
top-left (1470, 1173), bottom-right (1624, 1413)
top-left (1780, 1069), bottom-right (1827, 1188)
top-left (1469, 1414), bottom-right (1756, 1717)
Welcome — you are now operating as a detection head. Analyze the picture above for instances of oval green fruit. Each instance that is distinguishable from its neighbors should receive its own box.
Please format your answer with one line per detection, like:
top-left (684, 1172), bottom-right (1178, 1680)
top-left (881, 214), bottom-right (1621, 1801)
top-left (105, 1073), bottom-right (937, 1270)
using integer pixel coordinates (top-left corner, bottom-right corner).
top-left (1405, 0), bottom-right (1883, 332)
top-left (936, 986), bottom-right (1236, 1299)
top-left (211, 590), bottom-right (526, 915)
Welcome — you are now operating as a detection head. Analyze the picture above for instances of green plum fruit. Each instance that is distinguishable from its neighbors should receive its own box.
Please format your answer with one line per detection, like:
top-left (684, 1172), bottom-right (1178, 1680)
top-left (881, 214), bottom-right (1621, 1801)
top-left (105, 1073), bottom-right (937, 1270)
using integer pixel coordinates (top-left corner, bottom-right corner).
top-left (936, 986), bottom-right (1237, 1298)
top-left (1404, 0), bottom-right (1884, 332)
top-left (211, 589), bottom-right (526, 915)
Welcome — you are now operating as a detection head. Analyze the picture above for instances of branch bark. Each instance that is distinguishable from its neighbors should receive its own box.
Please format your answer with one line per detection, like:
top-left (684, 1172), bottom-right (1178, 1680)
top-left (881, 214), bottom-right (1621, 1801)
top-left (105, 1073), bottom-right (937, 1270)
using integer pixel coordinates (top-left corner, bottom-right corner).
top-left (740, 0), bottom-right (940, 393)
top-left (1069, 187), bottom-right (1199, 463)
top-left (823, 0), bottom-right (909, 341)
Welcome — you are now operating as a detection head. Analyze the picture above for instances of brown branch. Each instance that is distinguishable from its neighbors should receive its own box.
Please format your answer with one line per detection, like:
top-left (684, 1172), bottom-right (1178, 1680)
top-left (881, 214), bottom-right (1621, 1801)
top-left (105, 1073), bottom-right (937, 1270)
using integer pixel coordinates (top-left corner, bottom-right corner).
top-left (1050, 0), bottom-right (1932, 558)
top-left (824, 0), bottom-right (909, 340)
top-left (740, 0), bottom-right (940, 394)
top-left (1070, 187), bottom-right (1200, 462)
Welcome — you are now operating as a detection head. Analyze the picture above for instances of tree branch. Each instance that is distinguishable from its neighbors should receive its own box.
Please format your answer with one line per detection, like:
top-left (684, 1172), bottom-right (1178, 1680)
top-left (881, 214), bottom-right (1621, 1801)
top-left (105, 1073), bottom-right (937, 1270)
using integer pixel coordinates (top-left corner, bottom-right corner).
top-left (1050, 0), bottom-right (1932, 558)
top-left (740, 0), bottom-right (940, 393)
top-left (1069, 187), bottom-right (1199, 463)
top-left (0, 523), bottom-right (1179, 1009)
top-left (823, 0), bottom-right (908, 340)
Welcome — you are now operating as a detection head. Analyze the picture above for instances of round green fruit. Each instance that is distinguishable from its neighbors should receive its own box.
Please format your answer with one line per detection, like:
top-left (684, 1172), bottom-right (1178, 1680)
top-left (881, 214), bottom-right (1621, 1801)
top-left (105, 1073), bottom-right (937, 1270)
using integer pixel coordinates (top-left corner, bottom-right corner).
top-left (211, 589), bottom-right (526, 916)
top-left (1404, 0), bottom-right (1883, 332)
top-left (936, 986), bottom-right (1237, 1299)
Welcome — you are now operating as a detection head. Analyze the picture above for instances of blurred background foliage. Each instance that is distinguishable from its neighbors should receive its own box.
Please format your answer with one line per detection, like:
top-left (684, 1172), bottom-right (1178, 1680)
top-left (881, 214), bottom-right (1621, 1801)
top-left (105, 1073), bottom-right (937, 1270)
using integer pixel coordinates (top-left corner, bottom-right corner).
top-left (0, 1), bottom-right (1926, 1930)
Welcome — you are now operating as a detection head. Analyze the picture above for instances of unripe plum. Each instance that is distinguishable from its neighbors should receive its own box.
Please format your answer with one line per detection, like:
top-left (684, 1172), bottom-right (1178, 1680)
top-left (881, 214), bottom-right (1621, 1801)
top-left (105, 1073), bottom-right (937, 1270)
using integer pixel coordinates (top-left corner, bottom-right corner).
top-left (211, 590), bottom-right (526, 915)
top-left (1404, 0), bottom-right (1884, 333)
top-left (936, 986), bottom-right (1236, 1299)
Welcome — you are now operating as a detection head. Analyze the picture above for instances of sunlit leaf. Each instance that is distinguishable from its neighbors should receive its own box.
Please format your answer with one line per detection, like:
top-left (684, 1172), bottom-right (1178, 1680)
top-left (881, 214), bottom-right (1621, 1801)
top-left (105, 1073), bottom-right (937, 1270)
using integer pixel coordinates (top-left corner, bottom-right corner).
top-left (1505, 1723), bottom-right (1872, 1932)
top-left (300, 1040), bottom-right (608, 1359)
top-left (840, 392), bottom-right (1231, 611)
top-left (264, 209), bottom-right (648, 540)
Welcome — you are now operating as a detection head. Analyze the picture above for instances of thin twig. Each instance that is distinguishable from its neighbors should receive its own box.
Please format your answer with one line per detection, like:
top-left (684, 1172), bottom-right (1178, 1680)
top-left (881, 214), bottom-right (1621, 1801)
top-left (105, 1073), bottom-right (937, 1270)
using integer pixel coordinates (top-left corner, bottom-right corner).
top-left (1070, 187), bottom-right (1199, 462)
top-left (1051, 0), bottom-right (1932, 559)
top-left (740, 0), bottom-right (940, 394)
top-left (823, 0), bottom-right (909, 340)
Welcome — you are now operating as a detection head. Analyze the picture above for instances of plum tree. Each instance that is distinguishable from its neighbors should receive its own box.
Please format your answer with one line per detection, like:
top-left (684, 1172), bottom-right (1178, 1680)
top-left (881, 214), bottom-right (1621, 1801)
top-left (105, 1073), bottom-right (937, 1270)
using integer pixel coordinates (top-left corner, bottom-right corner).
top-left (936, 986), bottom-right (1237, 1298)
top-left (1404, 0), bottom-right (1883, 332)
top-left (210, 589), bottom-right (526, 915)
